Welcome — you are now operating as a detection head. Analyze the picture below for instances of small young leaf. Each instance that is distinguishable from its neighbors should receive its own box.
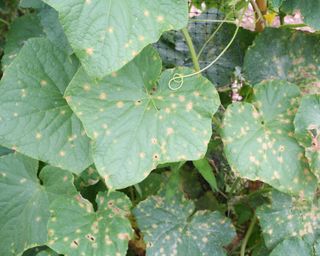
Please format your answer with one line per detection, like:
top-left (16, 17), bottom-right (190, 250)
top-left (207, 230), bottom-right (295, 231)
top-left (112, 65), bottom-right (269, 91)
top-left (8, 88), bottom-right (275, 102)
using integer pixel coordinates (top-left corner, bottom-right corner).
top-left (65, 46), bottom-right (220, 189)
top-left (193, 158), bottom-right (218, 191)
top-left (257, 190), bottom-right (320, 253)
top-left (222, 80), bottom-right (317, 198)
top-left (0, 38), bottom-right (92, 172)
top-left (294, 94), bottom-right (320, 179)
top-left (133, 192), bottom-right (236, 256)
top-left (47, 191), bottom-right (133, 256)
top-left (0, 153), bottom-right (77, 256)
top-left (43, 0), bottom-right (188, 78)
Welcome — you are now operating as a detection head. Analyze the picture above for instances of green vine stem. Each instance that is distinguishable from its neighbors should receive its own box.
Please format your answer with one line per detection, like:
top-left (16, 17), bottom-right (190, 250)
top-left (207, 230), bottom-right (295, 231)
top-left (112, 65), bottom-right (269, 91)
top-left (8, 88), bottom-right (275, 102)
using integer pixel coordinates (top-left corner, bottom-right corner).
top-left (240, 215), bottom-right (257, 256)
top-left (181, 27), bottom-right (201, 72)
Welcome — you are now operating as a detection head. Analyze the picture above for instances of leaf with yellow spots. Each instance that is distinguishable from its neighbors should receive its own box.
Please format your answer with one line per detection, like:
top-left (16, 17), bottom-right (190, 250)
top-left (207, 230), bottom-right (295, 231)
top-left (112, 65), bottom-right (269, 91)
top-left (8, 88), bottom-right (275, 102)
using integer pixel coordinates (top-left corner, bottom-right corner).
top-left (42, 0), bottom-right (188, 79)
top-left (257, 190), bottom-right (320, 254)
top-left (65, 46), bottom-right (221, 189)
top-left (244, 28), bottom-right (320, 93)
top-left (294, 94), bottom-right (320, 180)
top-left (133, 191), bottom-right (236, 256)
top-left (0, 38), bottom-right (92, 173)
top-left (0, 153), bottom-right (77, 256)
top-left (47, 191), bottom-right (133, 256)
top-left (222, 80), bottom-right (317, 199)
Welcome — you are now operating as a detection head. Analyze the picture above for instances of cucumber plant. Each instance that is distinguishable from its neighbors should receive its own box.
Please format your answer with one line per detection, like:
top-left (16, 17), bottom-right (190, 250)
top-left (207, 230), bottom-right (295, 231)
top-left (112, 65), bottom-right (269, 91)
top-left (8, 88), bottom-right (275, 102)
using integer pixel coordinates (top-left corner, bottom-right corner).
top-left (0, 0), bottom-right (319, 255)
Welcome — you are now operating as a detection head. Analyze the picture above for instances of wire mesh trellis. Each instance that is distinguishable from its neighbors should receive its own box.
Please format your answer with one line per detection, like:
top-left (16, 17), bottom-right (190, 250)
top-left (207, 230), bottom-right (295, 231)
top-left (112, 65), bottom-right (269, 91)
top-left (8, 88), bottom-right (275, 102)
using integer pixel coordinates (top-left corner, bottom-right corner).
top-left (154, 6), bottom-right (255, 88)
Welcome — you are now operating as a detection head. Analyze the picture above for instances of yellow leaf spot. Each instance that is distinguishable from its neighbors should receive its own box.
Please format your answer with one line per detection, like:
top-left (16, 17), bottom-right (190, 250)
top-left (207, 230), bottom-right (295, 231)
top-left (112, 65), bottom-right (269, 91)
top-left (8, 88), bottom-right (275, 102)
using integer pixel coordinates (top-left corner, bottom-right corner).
top-left (116, 101), bottom-right (124, 108)
top-left (117, 233), bottom-right (130, 240)
top-left (151, 138), bottom-right (157, 144)
top-left (179, 95), bottom-right (185, 102)
top-left (86, 48), bottom-right (94, 55)
top-left (99, 92), bottom-right (107, 100)
top-left (157, 15), bottom-right (164, 22)
top-left (35, 132), bottom-right (42, 140)
top-left (144, 10), bottom-right (150, 17)
top-left (59, 151), bottom-right (66, 157)
top-left (167, 127), bottom-right (174, 135)
top-left (138, 35), bottom-right (145, 41)
top-left (107, 26), bottom-right (114, 33)
top-left (83, 84), bottom-right (91, 91)
top-left (186, 102), bottom-right (193, 112)
top-left (40, 80), bottom-right (47, 86)
top-left (139, 152), bottom-right (145, 158)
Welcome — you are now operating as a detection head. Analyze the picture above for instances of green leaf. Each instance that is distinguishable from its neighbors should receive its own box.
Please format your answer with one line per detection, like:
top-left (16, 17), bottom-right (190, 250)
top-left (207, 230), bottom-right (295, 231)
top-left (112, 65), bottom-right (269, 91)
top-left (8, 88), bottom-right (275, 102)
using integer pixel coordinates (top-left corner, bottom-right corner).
top-left (2, 14), bottom-right (44, 69)
top-left (0, 38), bottom-right (92, 172)
top-left (256, 190), bottom-right (320, 253)
top-left (221, 80), bottom-right (317, 198)
top-left (281, 0), bottom-right (320, 30)
top-left (244, 28), bottom-right (320, 93)
top-left (0, 153), bottom-right (77, 256)
top-left (38, 6), bottom-right (73, 55)
top-left (19, 0), bottom-right (45, 9)
top-left (158, 9), bottom-right (255, 87)
top-left (42, 0), bottom-right (188, 78)
top-left (269, 238), bottom-right (312, 256)
top-left (294, 95), bottom-right (320, 179)
top-left (47, 191), bottom-right (133, 256)
top-left (133, 192), bottom-right (236, 255)
top-left (193, 158), bottom-right (218, 191)
top-left (65, 46), bottom-right (220, 189)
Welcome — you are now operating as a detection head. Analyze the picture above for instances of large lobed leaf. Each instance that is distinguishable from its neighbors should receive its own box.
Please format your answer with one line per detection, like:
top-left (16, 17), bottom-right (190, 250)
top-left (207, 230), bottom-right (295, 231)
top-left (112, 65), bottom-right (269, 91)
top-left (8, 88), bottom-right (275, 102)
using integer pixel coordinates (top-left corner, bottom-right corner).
top-left (133, 192), bottom-right (236, 256)
top-left (43, 0), bottom-right (188, 78)
top-left (0, 153), bottom-right (77, 256)
top-left (0, 38), bottom-right (92, 173)
top-left (257, 190), bottom-right (320, 255)
top-left (244, 28), bottom-right (320, 94)
top-left (221, 80), bottom-right (317, 199)
top-left (65, 46), bottom-right (221, 189)
top-left (294, 94), bottom-right (320, 179)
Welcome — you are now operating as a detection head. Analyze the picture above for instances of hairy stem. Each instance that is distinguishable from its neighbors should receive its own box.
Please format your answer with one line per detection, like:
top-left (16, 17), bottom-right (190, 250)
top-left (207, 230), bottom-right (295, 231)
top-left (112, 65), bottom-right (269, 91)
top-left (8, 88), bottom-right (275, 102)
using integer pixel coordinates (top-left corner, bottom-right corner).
top-left (181, 27), bottom-right (200, 72)
top-left (240, 215), bottom-right (257, 256)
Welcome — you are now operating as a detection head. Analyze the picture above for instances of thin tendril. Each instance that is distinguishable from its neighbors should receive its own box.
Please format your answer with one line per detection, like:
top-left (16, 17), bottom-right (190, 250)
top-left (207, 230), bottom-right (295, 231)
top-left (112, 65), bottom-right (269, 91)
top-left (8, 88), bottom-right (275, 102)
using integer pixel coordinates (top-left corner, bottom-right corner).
top-left (168, 22), bottom-right (241, 90)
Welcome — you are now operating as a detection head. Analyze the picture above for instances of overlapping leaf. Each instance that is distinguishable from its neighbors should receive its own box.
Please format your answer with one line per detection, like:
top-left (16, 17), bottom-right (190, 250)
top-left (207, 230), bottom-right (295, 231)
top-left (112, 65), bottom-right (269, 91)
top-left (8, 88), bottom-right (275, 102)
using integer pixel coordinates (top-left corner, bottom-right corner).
top-left (48, 191), bottom-right (133, 256)
top-left (133, 192), bottom-right (236, 256)
top-left (43, 0), bottom-right (188, 78)
top-left (19, 0), bottom-right (45, 9)
top-left (65, 46), bottom-right (220, 189)
top-left (0, 38), bottom-right (92, 172)
top-left (244, 28), bottom-right (320, 94)
top-left (257, 190), bottom-right (320, 254)
top-left (38, 6), bottom-right (72, 54)
top-left (294, 94), bottom-right (320, 179)
top-left (0, 153), bottom-right (77, 256)
top-left (222, 80), bottom-right (317, 198)
top-left (2, 14), bottom-right (44, 69)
